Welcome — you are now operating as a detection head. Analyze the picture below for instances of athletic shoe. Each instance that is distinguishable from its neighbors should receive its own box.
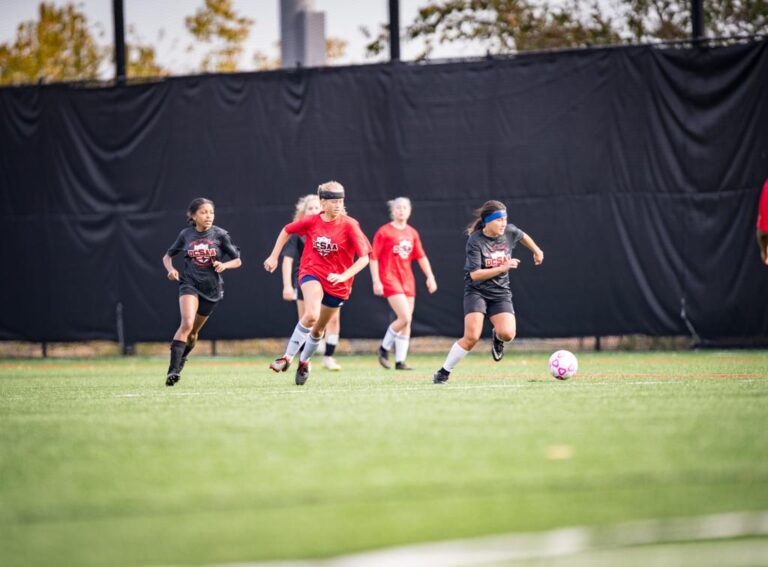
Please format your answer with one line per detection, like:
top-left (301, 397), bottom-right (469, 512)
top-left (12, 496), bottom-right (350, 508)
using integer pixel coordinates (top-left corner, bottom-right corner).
top-left (491, 329), bottom-right (504, 362)
top-left (269, 356), bottom-right (292, 373)
top-left (378, 346), bottom-right (391, 369)
top-left (432, 368), bottom-right (450, 384)
top-left (323, 356), bottom-right (341, 371)
top-left (395, 361), bottom-right (414, 371)
top-left (165, 373), bottom-right (180, 387)
top-left (295, 360), bottom-right (311, 385)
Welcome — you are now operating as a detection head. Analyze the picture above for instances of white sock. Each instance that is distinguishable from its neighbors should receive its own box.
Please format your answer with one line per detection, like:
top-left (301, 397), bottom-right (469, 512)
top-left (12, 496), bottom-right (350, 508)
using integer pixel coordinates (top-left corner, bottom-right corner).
top-left (300, 333), bottom-right (323, 362)
top-left (381, 325), bottom-right (397, 351)
top-left (285, 322), bottom-right (310, 358)
top-left (443, 342), bottom-right (469, 372)
top-left (394, 333), bottom-right (409, 363)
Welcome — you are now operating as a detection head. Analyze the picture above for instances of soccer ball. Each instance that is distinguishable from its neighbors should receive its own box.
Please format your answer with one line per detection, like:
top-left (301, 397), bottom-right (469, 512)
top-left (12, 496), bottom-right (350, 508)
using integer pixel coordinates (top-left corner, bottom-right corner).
top-left (549, 350), bottom-right (578, 380)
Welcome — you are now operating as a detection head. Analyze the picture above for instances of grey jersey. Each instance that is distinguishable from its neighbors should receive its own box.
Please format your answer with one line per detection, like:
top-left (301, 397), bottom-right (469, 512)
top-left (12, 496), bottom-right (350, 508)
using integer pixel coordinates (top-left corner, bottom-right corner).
top-left (166, 225), bottom-right (240, 302)
top-left (463, 224), bottom-right (524, 299)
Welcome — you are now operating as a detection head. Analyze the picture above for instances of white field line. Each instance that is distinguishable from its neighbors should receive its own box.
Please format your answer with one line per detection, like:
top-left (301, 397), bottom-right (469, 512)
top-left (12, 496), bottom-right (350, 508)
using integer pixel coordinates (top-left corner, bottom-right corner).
top-left (197, 511), bottom-right (768, 567)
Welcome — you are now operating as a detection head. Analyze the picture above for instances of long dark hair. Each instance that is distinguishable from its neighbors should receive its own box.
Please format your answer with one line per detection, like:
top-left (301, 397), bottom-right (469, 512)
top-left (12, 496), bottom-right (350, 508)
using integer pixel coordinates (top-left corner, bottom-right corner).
top-left (186, 197), bottom-right (214, 225)
top-left (466, 200), bottom-right (506, 234)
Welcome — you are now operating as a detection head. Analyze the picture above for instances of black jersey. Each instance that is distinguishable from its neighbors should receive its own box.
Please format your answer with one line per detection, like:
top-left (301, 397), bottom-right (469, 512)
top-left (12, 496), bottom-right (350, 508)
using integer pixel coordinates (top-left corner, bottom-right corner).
top-left (463, 224), bottom-right (524, 299)
top-left (282, 234), bottom-right (305, 286)
top-left (166, 225), bottom-right (240, 302)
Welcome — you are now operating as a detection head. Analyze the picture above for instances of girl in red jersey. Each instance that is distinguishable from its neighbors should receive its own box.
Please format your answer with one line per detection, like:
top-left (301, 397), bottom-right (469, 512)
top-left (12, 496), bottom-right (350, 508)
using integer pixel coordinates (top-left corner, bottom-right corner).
top-left (370, 197), bottom-right (437, 370)
top-left (281, 194), bottom-right (343, 370)
top-left (264, 181), bottom-right (371, 385)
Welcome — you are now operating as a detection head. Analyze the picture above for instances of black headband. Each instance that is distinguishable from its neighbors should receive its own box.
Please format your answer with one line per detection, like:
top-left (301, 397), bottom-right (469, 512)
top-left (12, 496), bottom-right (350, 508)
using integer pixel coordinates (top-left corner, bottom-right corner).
top-left (319, 190), bottom-right (345, 200)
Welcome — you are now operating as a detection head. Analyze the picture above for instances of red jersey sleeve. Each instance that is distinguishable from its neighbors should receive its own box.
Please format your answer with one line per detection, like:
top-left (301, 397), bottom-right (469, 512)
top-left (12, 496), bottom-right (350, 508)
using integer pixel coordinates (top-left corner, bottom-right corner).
top-left (348, 220), bottom-right (372, 257)
top-left (284, 215), bottom-right (313, 236)
top-left (758, 179), bottom-right (768, 232)
top-left (411, 228), bottom-right (426, 260)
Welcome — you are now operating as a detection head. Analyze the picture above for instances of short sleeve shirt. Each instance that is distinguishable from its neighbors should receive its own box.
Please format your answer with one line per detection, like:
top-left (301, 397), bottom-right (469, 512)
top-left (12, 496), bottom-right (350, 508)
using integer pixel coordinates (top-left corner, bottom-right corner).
top-left (166, 225), bottom-right (240, 302)
top-left (464, 224), bottom-right (524, 299)
top-left (284, 214), bottom-right (371, 300)
top-left (282, 234), bottom-right (304, 285)
top-left (372, 223), bottom-right (426, 294)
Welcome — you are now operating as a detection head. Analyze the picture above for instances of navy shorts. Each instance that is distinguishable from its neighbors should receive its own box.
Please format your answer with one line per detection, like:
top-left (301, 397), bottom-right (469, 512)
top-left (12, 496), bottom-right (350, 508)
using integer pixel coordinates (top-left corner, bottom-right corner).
top-left (300, 275), bottom-right (346, 308)
top-left (463, 293), bottom-right (514, 317)
top-left (180, 287), bottom-right (219, 317)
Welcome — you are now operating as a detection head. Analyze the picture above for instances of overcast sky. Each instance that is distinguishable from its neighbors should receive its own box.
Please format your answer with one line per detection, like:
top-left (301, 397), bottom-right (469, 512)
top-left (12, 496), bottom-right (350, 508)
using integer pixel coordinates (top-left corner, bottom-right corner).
top-left (0, 0), bottom-right (488, 75)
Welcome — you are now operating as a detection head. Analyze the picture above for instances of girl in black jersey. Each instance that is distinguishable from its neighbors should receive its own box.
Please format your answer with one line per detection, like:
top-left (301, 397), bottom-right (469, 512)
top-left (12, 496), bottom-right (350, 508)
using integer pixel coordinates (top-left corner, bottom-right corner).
top-left (433, 200), bottom-right (543, 384)
top-left (162, 198), bottom-right (242, 386)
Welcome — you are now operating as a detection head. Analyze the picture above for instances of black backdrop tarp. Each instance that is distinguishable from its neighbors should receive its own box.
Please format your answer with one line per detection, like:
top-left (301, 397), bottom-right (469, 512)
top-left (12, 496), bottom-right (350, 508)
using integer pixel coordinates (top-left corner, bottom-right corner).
top-left (1, 41), bottom-right (767, 342)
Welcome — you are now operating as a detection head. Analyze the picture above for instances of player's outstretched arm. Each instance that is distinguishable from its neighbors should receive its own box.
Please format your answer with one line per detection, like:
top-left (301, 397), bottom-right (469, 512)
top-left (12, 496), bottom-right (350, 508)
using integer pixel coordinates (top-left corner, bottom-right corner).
top-left (264, 229), bottom-right (291, 273)
top-left (520, 233), bottom-right (544, 265)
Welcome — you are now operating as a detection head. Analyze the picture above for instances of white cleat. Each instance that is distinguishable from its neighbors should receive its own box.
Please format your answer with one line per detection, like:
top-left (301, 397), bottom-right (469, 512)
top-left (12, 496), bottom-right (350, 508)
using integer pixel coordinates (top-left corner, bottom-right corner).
top-left (323, 356), bottom-right (341, 371)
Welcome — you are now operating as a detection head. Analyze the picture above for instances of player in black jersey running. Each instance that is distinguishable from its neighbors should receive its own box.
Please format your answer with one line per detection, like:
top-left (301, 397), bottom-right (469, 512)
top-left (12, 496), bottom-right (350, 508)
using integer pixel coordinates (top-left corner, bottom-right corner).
top-left (162, 198), bottom-right (242, 386)
top-left (433, 200), bottom-right (543, 384)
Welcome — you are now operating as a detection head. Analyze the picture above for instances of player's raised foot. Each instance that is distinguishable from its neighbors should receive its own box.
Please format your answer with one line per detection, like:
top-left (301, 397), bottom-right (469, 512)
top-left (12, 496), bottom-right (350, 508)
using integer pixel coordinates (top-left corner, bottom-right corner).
top-left (323, 356), bottom-right (341, 371)
top-left (432, 368), bottom-right (450, 384)
top-left (395, 361), bottom-right (414, 371)
top-left (269, 356), bottom-right (292, 373)
top-left (378, 346), bottom-right (391, 369)
top-left (491, 329), bottom-right (505, 362)
top-left (295, 361), bottom-right (311, 386)
top-left (165, 373), bottom-right (180, 387)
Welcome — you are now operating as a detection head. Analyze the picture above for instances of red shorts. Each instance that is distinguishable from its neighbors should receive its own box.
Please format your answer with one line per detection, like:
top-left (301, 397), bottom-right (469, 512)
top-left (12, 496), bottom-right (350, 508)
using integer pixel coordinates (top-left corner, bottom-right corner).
top-left (382, 277), bottom-right (416, 298)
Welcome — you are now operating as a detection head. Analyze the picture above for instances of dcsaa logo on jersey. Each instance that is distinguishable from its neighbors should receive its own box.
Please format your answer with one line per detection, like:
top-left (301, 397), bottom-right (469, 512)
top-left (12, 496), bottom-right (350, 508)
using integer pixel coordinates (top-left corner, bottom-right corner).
top-left (187, 239), bottom-right (217, 267)
top-left (484, 249), bottom-right (510, 268)
top-left (393, 239), bottom-right (413, 260)
top-left (313, 235), bottom-right (338, 256)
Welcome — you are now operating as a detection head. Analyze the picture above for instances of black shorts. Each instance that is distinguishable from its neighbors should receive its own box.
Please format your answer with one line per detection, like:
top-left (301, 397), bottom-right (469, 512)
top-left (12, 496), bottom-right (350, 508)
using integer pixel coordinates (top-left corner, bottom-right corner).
top-left (294, 279), bottom-right (303, 301)
top-left (463, 293), bottom-right (514, 317)
top-left (300, 275), bottom-right (346, 308)
top-left (180, 289), bottom-right (218, 316)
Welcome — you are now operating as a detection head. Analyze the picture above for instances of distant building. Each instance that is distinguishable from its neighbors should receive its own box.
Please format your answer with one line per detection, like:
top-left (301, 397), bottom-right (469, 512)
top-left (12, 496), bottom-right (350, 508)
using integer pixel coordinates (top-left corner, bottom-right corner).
top-left (280, 0), bottom-right (326, 68)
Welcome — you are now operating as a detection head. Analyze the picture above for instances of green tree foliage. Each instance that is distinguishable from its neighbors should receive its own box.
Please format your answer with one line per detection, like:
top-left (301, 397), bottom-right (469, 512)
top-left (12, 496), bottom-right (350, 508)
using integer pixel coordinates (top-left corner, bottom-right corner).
top-left (366, 0), bottom-right (768, 58)
top-left (0, 2), bottom-right (105, 85)
top-left (185, 0), bottom-right (253, 72)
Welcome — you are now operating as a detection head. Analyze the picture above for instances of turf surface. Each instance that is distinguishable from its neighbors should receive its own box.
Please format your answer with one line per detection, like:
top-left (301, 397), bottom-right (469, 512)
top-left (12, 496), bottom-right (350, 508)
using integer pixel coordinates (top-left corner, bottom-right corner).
top-left (0, 351), bottom-right (766, 566)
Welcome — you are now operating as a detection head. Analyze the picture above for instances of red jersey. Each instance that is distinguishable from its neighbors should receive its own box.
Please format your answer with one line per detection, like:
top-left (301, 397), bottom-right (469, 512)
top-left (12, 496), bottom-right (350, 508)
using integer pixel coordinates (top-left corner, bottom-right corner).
top-left (285, 214), bottom-right (371, 300)
top-left (372, 223), bottom-right (426, 297)
top-left (758, 179), bottom-right (768, 232)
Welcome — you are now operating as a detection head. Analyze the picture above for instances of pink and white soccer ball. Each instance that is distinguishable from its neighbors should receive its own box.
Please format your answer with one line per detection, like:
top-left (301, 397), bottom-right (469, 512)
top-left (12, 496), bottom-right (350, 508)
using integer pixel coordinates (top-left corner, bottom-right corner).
top-left (548, 350), bottom-right (578, 380)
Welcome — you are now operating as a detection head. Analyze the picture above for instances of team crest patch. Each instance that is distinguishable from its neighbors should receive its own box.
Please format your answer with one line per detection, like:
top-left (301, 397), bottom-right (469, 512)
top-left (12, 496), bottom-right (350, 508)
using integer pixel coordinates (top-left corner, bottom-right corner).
top-left (393, 239), bottom-right (413, 260)
top-left (313, 235), bottom-right (338, 256)
top-left (187, 239), bottom-right (217, 267)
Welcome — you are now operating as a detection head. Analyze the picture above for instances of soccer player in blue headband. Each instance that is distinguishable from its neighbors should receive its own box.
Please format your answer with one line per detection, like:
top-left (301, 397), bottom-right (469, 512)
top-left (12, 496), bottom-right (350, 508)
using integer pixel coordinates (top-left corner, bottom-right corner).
top-left (432, 200), bottom-right (544, 384)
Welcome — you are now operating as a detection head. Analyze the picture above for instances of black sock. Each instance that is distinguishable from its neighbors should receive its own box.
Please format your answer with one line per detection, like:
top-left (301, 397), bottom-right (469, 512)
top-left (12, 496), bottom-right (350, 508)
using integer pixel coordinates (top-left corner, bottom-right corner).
top-left (325, 343), bottom-right (337, 357)
top-left (168, 340), bottom-right (186, 374)
top-left (183, 341), bottom-right (195, 359)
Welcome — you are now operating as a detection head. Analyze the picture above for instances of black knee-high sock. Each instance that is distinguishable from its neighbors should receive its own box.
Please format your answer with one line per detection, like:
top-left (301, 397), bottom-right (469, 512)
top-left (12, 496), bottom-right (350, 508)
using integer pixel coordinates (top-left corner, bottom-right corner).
top-left (183, 340), bottom-right (196, 359)
top-left (168, 340), bottom-right (186, 374)
top-left (325, 342), bottom-right (336, 356)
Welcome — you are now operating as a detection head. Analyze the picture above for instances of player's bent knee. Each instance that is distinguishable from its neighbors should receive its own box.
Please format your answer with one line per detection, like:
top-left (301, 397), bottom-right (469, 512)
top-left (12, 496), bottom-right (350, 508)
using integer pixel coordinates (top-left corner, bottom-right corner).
top-left (498, 331), bottom-right (515, 342)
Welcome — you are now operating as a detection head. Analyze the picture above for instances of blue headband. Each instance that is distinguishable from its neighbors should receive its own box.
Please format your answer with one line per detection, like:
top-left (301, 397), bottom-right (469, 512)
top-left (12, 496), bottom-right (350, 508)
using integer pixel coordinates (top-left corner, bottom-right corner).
top-left (483, 210), bottom-right (507, 224)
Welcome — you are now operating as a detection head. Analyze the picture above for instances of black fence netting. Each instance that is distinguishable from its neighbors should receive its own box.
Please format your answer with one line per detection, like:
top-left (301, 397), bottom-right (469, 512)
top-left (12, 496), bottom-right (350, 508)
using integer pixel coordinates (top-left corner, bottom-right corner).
top-left (1, 40), bottom-right (767, 342)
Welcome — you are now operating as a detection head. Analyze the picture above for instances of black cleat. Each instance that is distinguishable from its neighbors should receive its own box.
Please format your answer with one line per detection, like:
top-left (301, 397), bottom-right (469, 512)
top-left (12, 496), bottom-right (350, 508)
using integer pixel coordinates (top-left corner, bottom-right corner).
top-left (378, 346), bottom-right (391, 369)
top-left (491, 329), bottom-right (504, 362)
top-left (270, 356), bottom-right (292, 373)
top-left (432, 368), bottom-right (450, 384)
top-left (295, 360), bottom-right (311, 385)
top-left (395, 361), bottom-right (414, 371)
top-left (166, 373), bottom-right (180, 387)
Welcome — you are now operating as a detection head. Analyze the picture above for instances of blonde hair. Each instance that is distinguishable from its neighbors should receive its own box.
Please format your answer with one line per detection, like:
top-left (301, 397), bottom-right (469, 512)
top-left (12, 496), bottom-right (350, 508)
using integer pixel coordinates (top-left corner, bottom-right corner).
top-left (317, 180), bottom-right (347, 216)
top-left (293, 194), bottom-right (321, 221)
top-left (387, 196), bottom-right (412, 220)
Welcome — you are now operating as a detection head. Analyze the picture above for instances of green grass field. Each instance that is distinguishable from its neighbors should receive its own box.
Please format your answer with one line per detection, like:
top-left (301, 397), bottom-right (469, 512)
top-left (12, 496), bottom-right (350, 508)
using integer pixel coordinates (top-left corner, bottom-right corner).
top-left (1, 351), bottom-right (767, 566)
